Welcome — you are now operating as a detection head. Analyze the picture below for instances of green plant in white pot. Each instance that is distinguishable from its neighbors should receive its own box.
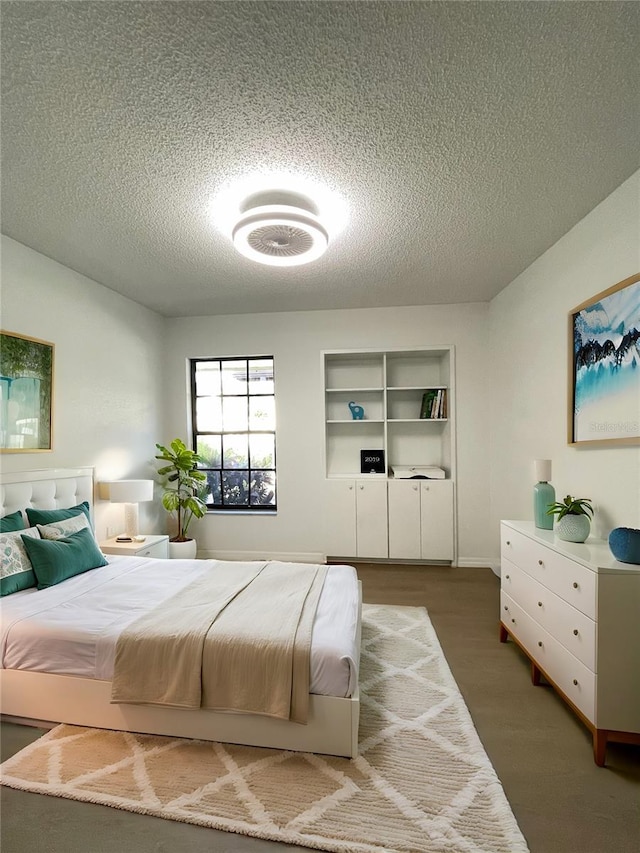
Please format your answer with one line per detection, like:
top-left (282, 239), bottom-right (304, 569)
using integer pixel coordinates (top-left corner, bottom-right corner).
top-left (546, 495), bottom-right (593, 543)
top-left (155, 439), bottom-right (207, 558)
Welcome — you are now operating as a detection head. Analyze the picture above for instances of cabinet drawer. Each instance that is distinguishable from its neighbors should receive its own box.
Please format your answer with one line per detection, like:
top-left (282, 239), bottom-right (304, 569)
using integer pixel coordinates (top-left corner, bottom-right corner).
top-left (501, 591), bottom-right (596, 722)
top-left (139, 540), bottom-right (169, 559)
top-left (501, 527), bottom-right (596, 619)
top-left (502, 558), bottom-right (596, 671)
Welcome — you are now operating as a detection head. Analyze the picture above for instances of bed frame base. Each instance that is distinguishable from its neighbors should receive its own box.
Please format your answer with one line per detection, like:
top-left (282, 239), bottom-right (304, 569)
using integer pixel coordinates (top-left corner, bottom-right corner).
top-left (0, 467), bottom-right (362, 759)
top-left (1, 669), bottom-right (360, 758)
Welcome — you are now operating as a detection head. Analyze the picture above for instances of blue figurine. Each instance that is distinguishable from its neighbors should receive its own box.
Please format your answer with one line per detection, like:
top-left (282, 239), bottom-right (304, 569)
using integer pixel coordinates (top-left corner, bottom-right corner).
top-left (349, 401), bottom-right (365, 420)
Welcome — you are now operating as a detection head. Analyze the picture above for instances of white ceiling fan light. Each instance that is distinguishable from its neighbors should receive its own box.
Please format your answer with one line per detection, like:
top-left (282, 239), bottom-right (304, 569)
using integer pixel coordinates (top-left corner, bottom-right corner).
top-left (232, 204), bottom-right (329, 267)
top-left (231, 190), bottom-right (330, 267)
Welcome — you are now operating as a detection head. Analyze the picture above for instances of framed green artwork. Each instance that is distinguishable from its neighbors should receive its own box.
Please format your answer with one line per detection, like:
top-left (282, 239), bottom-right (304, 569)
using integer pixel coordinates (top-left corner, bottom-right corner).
top-left (0, 330), bottom-right (54, 452)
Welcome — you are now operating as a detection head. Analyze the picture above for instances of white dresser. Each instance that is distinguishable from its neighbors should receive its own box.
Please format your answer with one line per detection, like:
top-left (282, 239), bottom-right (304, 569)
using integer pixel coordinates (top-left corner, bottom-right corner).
top-left (500, 520), bottom-right (640, 766)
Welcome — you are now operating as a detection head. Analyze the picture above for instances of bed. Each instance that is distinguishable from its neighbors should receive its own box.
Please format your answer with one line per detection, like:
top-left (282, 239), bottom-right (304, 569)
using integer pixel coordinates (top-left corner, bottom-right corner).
top-left (0, 468), bottom-right (362, 757)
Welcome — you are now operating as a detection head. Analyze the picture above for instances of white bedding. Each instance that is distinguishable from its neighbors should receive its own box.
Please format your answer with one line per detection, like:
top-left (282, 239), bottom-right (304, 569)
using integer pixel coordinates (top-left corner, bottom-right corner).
top-left (0, 557), bottom-right (360, 699)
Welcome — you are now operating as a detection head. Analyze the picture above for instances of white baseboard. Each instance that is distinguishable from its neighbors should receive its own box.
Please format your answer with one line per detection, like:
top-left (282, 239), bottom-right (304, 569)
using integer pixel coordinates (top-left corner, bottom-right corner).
top-left (457, 557), bottom-right (501, 577)
top-left (198, 550), bottom-right (327, 564)
top-left (198, 551), bottom-right (501, 575)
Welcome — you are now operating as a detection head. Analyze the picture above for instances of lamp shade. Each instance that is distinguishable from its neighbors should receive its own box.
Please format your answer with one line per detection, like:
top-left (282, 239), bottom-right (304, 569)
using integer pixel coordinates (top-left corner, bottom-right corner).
top-left (533, 459), bottom-right (552, 483)
top-left (108, 480), bottom-right (154, 503)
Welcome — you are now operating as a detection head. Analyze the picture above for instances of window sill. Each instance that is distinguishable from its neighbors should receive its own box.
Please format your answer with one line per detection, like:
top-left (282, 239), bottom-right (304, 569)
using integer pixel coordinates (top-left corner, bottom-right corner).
top-left (206, 509), bottom-right (277, 517)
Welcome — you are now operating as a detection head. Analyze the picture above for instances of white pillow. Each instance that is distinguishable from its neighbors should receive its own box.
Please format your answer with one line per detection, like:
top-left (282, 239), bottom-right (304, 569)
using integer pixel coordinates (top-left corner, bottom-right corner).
top-left (37, 513), bottom-right (94, 541)
top-left (0, 527), bottom-right (40, 596)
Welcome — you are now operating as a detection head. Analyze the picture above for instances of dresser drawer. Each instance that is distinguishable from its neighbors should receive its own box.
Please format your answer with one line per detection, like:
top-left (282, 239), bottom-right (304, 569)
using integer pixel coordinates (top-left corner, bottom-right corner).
top-left (501, 591), bottom-right (596, 722)
top-left (502, 558), bottom-right (596, 671)
top-left (501, 527), bottom-right (597, 619)
top-left (138, 540), bottom-right (169, 559)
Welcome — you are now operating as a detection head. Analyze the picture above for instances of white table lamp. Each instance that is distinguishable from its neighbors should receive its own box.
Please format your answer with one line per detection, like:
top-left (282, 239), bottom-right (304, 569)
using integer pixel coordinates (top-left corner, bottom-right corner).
top-left (107, 479), bottom-right (154, 538)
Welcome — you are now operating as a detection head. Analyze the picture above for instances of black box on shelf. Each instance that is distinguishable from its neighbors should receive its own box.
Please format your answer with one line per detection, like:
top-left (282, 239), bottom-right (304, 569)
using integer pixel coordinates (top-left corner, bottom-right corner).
top-left (360, 449), bottom-right (385, 474)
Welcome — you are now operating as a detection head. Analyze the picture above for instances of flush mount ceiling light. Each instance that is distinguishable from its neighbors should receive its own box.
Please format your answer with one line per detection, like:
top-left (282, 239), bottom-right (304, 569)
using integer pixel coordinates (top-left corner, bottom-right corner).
top-left (232, 206), bottom-right (328, 266)
top-left (230, 189), bottom-right (330, 267)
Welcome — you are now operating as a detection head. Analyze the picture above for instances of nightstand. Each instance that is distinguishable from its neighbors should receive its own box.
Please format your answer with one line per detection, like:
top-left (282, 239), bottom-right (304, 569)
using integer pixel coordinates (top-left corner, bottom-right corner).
top-left (100, 534), bottom-right (169, 559)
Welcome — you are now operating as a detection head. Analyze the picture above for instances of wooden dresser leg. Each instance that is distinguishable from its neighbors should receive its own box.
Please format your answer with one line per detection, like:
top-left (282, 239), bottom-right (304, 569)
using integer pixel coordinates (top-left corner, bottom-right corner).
top-left (531, 661), bottom-right (541, 686)
top-left (499, 623), bottom-right (508, 643)
top-left (593, 730), bottom-right (607, 767)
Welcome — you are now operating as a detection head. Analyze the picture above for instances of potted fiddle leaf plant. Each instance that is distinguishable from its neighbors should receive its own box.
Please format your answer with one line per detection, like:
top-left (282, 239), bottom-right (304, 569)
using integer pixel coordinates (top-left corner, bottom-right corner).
top-left (546, 495), bottom-right (593, 543)
top-left (155, 439), bottom-right (208, 558)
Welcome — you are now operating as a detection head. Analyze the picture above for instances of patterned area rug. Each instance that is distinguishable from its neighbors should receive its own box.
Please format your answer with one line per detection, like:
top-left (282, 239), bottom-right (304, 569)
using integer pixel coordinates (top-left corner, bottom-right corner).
top-left (0, 604), bottom-right (528, 852)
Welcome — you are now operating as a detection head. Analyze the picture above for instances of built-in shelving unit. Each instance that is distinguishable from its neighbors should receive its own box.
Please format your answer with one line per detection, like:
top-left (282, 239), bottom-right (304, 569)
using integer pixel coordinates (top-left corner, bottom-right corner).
top-left (322, 347), bottom-right (456, 563)
top-left (323, 347), bottom-right (454, 479)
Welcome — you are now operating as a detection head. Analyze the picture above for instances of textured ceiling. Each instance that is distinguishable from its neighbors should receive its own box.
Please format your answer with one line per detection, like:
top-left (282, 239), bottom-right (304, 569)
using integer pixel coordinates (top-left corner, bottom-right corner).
top-left (1, 1), bottom-right (638, 318)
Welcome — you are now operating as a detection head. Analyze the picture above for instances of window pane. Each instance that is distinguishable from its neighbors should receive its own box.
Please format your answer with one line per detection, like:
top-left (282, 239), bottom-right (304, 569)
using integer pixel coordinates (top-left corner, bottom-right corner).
top-left (223, 396), bottom-right (248, 431)
top-left (222, 470), bottom-right (248, 505)
top-left (195, 361), bottom-right (221, 396)
top-left (196, 397), bottom-right (222, 431)
top-left (191, 356), bottom-right (276, 511)
top-left (196, 435), bottom-right (222, 468)
top-left (222, 360), bottom-right (247, 395)
top-left (249, 396), bottom-right (275, 430)
top-left (204, 470), bottom-right (221, 504)
top-left (251, 471), bottom-right (276, 506)
top-left (250, 433), bottom-right (275, 468)
top-left (248, 359), bottom-right (274, 394)
top-left (223, 434), bottom-right (248, 468)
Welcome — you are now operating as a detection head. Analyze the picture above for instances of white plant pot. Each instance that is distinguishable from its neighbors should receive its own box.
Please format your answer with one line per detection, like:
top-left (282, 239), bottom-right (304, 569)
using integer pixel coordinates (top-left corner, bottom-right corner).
top-left (556, 515), bottom-right (590, 544)
top-left (168, 539), bottom-right (198, 559)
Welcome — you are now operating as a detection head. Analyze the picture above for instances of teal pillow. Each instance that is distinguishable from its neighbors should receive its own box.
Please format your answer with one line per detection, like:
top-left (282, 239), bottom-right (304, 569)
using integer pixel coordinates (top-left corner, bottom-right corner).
top-left (0, 510), bottom-right (26, 533)
top-left (21, 526), bottom-right (108, 590)
top-left (26, 501), bottom-right (91, 527)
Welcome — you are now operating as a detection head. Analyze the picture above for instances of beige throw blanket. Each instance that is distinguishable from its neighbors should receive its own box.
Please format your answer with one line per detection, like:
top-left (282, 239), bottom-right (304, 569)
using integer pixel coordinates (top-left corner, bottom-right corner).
top-left (111, 561), bottom-right (327, 723)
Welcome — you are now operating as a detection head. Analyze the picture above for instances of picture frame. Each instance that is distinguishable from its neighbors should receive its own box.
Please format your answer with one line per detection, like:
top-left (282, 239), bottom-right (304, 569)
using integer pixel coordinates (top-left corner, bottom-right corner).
top-left (568, 273), bottom-right (640, 446)
top-left (0, 330), bottom-right (54, 452)
top-left (360, 449), bottom-right (385, 474)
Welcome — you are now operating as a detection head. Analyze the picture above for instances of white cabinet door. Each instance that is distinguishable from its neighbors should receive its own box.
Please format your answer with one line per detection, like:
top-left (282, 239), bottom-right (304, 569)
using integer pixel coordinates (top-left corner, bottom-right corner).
top-left (388, 480), bottom-right (421, 559)
top-left (326, 478), bottom-right (452, 562)
top-left (324, 480), bottom-right (357, 557)
top-left (356, 480), bottom-right (388, 558)
top-left (420, 480), bottom-right (454, 561)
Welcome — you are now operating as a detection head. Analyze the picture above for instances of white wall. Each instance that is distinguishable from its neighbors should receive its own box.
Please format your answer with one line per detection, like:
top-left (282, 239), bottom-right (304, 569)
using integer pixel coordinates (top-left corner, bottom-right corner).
top-left (489, 170), bottom-right (640, 560)
top-left (164, 303), bottom-right (493, 563)
top-left (0, 236), bottom-right (166, 539)
top-left (3, 170), bottom-right (637, 564)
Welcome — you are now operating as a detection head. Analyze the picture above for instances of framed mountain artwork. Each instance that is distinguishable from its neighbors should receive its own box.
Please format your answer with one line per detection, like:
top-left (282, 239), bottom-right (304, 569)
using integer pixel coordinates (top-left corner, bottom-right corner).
top-left (568, 273), bottom-right (640, 446)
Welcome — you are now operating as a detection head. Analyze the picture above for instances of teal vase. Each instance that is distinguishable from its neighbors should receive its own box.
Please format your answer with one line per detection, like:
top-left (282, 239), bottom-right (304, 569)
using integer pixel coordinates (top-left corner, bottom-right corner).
top-left (534, 481), bottom-right (555, 529)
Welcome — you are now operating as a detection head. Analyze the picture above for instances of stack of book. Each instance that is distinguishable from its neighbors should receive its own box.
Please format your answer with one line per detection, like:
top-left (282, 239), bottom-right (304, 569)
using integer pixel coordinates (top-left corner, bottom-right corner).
top-left (420, 389), bottom-right (447, 419)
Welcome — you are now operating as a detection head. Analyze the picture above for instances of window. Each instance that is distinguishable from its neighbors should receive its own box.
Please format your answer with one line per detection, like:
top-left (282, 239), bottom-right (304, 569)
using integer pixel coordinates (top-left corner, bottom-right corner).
top-left (191, 357), bottom-right (276, 510)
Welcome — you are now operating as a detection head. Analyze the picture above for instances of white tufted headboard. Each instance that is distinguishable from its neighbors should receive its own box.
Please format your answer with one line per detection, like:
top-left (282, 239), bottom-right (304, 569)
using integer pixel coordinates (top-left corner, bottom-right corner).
top-left (0, 468), bottom-right (94, 525)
